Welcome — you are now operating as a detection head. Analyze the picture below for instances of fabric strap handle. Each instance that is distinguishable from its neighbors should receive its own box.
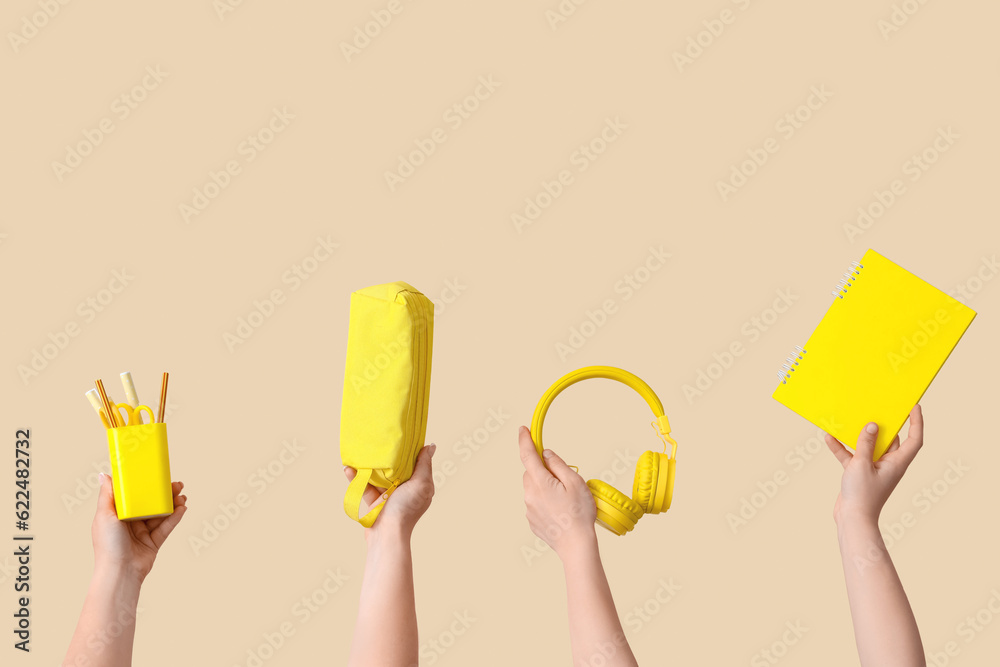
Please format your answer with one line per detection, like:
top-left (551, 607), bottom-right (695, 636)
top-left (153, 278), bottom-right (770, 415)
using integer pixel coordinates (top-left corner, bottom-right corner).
top-left (344, 468), bottom-right (389, 528)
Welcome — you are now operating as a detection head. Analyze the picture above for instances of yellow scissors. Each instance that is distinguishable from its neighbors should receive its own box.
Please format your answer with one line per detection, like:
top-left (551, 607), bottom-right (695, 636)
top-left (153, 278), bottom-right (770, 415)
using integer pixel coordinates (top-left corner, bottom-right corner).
top-left (111, 403), bottom-right (156, 427)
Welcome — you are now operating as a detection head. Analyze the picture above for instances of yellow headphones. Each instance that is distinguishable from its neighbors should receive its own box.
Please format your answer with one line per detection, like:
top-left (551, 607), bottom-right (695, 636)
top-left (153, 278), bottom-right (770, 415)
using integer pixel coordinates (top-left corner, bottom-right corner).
top-left (530, 366), bottom-right (679, 536)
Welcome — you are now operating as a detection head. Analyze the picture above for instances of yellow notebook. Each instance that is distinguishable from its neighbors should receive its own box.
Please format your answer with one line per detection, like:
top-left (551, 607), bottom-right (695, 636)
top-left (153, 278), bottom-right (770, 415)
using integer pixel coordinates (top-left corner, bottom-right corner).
top-left (773, 249), bottom-right (976, 460)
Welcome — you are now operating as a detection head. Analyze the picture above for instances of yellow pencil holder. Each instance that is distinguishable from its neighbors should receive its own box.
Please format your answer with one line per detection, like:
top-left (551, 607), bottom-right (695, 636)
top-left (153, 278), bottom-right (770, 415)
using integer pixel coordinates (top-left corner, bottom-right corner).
top-left (106, 422), bottom-right (174, 521)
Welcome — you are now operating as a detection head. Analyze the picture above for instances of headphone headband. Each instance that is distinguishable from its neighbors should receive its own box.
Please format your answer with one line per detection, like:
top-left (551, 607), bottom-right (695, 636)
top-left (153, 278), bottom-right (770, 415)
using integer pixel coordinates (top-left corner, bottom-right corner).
top-left (530, 366), bottom-right (672, 459)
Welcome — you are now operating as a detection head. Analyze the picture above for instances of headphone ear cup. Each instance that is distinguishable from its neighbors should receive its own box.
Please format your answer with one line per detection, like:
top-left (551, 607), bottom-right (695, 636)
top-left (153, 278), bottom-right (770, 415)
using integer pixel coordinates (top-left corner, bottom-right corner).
top-left (586, 479), bottom-right (644, 536)
top-left (657, 456), bottom-right (676, 512)
top-left (632, 451), bottom-right (658, 513)
top-left (633, 451), bottom-right (675, 514)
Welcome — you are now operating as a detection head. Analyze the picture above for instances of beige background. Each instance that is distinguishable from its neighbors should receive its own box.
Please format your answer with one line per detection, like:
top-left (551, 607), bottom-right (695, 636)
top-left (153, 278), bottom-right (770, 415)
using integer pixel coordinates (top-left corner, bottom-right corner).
top-left (3, 1), bottom-right (998, 665)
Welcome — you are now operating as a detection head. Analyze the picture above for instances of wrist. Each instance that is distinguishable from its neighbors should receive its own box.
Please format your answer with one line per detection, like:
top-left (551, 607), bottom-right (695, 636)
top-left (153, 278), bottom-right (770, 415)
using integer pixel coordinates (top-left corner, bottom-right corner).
top-left (93, 560), bottom-right (146, 587)
top-left (834, 506), bottom-right (880, 532)
top-left (91, 561), bottom-right (144, 610)
top-left (555, 526), bottom-right (599, 564)
top-left (835, 512), bottom-right (889, 575)
top-left (365, 521), bottom-right (413, 551)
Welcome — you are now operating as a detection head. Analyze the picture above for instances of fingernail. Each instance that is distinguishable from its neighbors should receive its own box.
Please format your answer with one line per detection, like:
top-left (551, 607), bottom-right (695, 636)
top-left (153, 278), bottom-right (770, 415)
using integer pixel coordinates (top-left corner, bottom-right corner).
top-left (542, 449), bottom-right (554, 458)
top-left (428, 444), bottom-right (437, 457)
top-left (98, 472), bottom-right (106, 481)
top-left (866, 422), bottom-right (879, 434)
top-left (519, 425), bottom-right (527, 434)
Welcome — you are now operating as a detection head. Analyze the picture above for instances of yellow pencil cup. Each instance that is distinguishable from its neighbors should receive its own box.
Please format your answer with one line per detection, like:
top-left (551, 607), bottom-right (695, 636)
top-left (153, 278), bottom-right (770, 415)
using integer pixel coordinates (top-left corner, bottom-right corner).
top-left (106, 422), bottom-right (174, 521)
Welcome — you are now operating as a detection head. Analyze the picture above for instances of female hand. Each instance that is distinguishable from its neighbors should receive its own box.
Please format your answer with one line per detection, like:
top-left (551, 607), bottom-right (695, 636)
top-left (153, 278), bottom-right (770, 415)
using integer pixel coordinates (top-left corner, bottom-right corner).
top-left (518, 425), bottom-right (597, 559)
top-left (344, 444), bottom-right (436, 541)
top-left (825, 404), bottom-right (924, 526)
top-left (92, 473), bottom-right (187, 581)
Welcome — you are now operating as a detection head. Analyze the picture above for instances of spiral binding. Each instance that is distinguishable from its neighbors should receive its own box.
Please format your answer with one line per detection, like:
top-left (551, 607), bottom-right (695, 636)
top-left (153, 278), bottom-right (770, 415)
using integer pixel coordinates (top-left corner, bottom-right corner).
top-left (778, 259), bottom-right (865, 385)
top-left (776, 345), bottom-right (807, 384)
top-left (831, 261), bottom-right (864, 299)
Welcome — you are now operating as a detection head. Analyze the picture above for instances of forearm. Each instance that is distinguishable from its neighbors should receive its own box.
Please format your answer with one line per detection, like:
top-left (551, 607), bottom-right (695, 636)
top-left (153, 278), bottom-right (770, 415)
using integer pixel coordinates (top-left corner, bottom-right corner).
top-left (837, 515), bottom-right (924, 667)
top-left (63, 565), bottom-right (141, 667)
top-left (561, 532), bottom-right (638, 667)
top-left (348, 526), bottom-right (418, 667)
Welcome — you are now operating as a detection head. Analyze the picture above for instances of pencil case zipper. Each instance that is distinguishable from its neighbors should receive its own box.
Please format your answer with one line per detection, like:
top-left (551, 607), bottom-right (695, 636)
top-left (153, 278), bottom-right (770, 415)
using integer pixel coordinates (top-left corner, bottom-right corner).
top-left (390, 287), bottom-right (433, 485)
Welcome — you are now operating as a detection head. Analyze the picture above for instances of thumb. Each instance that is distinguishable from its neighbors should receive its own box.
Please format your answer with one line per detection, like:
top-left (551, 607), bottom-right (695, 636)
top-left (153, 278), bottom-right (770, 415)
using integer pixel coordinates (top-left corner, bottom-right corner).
top-left (97, 473), bottom-right (118, 516)
top-left (410, 444), bottom-right (436, 483)
top-left (541, 449), bottom-right (577, 487)
top-left (396, 444), bottom-right (436, 509)
top-left (855, 422), bottom-right (879, 464)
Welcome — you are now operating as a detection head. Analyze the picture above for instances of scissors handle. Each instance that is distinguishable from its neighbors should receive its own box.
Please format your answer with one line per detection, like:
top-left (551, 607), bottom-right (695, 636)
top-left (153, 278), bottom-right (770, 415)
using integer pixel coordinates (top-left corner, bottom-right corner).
top-left (113, 403), bottom-right (156, 426)
top-left (112, 404), bottom-right (130, 427)
top-left (132, 405), bottom-right (156, 425)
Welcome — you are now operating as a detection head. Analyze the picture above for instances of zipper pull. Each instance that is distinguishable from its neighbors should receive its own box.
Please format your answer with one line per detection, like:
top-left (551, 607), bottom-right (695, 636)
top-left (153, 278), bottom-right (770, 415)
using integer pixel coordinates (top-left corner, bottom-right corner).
top-left (383, 478), bottom-right (401, 499)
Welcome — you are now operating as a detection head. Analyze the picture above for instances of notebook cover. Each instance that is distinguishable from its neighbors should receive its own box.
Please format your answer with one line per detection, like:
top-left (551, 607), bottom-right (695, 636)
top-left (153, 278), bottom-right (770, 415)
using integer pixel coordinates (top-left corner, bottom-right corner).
top-left (772, 249), bottom-right (976, 460)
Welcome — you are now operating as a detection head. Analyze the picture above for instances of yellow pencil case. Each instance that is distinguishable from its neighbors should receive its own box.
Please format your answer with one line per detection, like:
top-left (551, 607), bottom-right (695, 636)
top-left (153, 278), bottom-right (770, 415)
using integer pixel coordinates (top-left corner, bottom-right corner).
top-left (107, 422), bottom-right (174, 521)
top-left (341, 281), bottom-right (433, 527)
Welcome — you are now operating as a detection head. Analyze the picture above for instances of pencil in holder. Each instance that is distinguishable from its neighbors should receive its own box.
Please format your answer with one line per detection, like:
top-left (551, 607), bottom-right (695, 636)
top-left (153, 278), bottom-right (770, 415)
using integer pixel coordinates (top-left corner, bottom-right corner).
top-left (106, 422), bottom-right (174, 521)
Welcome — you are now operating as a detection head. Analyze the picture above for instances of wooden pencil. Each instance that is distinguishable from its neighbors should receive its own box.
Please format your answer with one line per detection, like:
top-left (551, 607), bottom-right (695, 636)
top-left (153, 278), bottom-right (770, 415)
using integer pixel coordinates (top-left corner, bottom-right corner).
top-left (157, 372), bottom-right (169, 423)
top-left (95, 379), bottom-right (119, 428)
